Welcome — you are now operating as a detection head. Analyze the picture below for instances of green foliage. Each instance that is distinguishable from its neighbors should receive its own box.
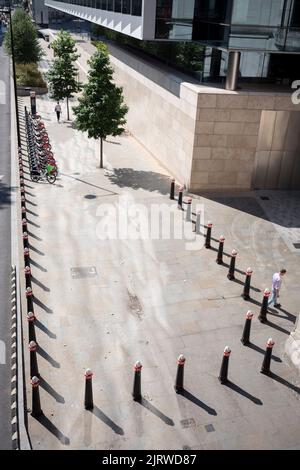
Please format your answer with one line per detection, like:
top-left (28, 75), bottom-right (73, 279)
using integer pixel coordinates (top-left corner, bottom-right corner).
top-left (46, 30), bottom-right (82, 118)
top-left (73, 47), bottom-right (128, 166)
top-left (4, 9), bottom-right (43, 64)
top-left (16, 63), bottom-right (47, 88)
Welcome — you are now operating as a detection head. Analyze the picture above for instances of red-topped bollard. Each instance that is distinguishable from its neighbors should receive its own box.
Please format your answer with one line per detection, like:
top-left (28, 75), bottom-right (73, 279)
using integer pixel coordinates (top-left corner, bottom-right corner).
top-left (24, 265), bottom-right (32, 289)
top-left (174, 354), bottom-right (185, 394)
top-left (242, 267), bottom-right (253, 300)
top-left (26, 286), bottom-right (34, 312)
top-left (132, 361), bottom-right (142, 401)
top-left (258, 288), bottom-right (271, 323)
top-left (29, 341), bottom-right (39, 378)
top-left (22, 217), bottom-right (27, 233)
top-left (185, 198), bottom-right (192, 222)
top-left (23, 231), bottom-right (29, 249)
top-left (178, 186), bottom-right (184, 210)
top-left (216, 235), bottom-right (225, 264)
top-left (260, 338), bottom-right (275, 375)
top-left (227, 249), bottom-right (237, 280)
top-left (84, 368), bottom-right (94, 410)
top-left (205, 221), bottom-right (213, 249)
top-left (31, 376), bottom-right (43, 417)
top-left (241, 310), bottom-right (254, 345)
top-left (27, 311), bottom-right (36, 342)
top-left (24, 247), bottom-right (30, 268)
top-left (170, 178), bottom-right (175, 200)
top-left (218, 346), bottom-right (231, 384)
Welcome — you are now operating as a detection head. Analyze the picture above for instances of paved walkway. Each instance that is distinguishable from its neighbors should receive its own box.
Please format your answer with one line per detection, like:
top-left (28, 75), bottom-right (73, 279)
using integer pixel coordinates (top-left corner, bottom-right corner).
top-left (18, 38), bottom-right (300, 450)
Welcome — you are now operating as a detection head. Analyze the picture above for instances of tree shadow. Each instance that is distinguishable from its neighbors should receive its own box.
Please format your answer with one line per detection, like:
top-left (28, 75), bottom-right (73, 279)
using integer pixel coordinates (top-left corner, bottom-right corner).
top-left (30, 258), bottom-right (47, 272)
top-left (106, 168), bottom-right (171, 195)
top-left (29, 244), bottom-right (45, 256)
top-left (37, 345), bottom-right (60, 368)
top-left (247, 342), bottom-right (282, 362)
top-left (181, 389), bottom-right (217, 415)
top-left (225, 381), bottom-right (263, 405)
top-left (39, 377), bottom-right (65, 403)
top-left (138, 398), bottom-right (174, 426)
top-left (90, 406), bottom-right (124, 435)
top-left (35, 414), bottom-right (70, 445)
top-left (269, 372), bottom-right (300, 395)
top-left (35, 319), bottom-right (57, 339)
top-left (33, 296), bottom-right (53, 313)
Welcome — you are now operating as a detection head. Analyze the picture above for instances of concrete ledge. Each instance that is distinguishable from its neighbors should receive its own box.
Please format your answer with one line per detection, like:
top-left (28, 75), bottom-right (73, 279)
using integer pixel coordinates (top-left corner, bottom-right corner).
top-left (285, 329), bottom-right (300, 375)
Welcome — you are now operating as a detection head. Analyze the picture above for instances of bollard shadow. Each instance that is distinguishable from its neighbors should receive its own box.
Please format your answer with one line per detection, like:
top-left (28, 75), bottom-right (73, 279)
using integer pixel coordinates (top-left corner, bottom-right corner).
top-left (39, 377), bottom-right (65, 403)
top-left (138, 398), bottom-right (174, 426)
top-left (265, 319), bottom-right (290, 335)
top-left (26, 208), bottom-right (39, 217)
top-left (35, 319), bottom-right (57, 339)
top-left (28, 244), bottom-right (45, 256)
top-left (90, 406), bottom-right (124, 435)
top-left (247, 297), bottom-right (262, 307)
top-left (35, 414), bottom-right (70, 445)
top-left (31, 276), bottom-right (50, 292)
top-left (208, 246), bottom-right (232, 258)
top-left (181, 389), bottom-right (217, 415)
top-left (230, 276), bottom-right (262, 293)
top-left (25, 199), bottom-right (38, 207)
top-left (26, 218), bottom-right (40, 228)
top-left (33, 296), bottom-right (53, 313)
top-left (27, 230), bottom-right (42, 241)
top-left (30, 259), bottom-right (47, 272)
top-left (221, 263), bottom-right (250, 277)
top-left (269, 372), bottom-right (300, 395)
top-left (24, 183), bottom-right (34, 190)
top-left (276, 307), bottom-right (297, 324)
top-left (246, 343), bottom-right (282, 362)
top-left (225, 381), bottom-right (263, 405)
top-left (37, 345), bottom-right (60, 368)
top-left (24, 192), bottom-right (36, 198)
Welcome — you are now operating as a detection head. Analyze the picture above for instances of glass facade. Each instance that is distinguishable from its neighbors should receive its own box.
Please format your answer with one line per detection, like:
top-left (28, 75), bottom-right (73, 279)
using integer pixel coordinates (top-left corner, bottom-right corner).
top-left (155, 0), bottom-right (196, 40)
top-left (57, 0), bottom-right (142, 16)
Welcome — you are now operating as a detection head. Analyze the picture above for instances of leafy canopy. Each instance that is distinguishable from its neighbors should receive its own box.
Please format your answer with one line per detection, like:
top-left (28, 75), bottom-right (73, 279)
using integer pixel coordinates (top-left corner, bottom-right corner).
top-left (50, 30), bottom-right (80, 62)
top-left (73, 46), bottom-right (128, 140)
top-left (4, 9), bottom-right (43, 64)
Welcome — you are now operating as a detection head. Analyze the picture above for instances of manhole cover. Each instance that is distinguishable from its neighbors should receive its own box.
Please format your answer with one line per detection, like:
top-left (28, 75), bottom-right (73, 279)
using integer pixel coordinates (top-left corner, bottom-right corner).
top-left (293, 243), bottom-right (300, 249)
top-left (180, 418), bottom-right (196, 429)
top-left (205, 424), bottom-right (215, 433)
top-left (71, 267), bottom-right (98, 279)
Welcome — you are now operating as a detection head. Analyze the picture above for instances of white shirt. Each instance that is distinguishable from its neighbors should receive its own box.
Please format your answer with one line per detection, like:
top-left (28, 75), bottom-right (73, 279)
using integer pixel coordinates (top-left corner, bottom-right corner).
top-left (55, 104), bottom-right (61, 112)
top-left (272, 273), bottom-right (282, 291)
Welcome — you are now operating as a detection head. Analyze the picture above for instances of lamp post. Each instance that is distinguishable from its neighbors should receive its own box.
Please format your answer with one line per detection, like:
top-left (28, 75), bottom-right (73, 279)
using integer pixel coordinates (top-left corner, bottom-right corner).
top-left (8, 2), bottom-right (21, 147)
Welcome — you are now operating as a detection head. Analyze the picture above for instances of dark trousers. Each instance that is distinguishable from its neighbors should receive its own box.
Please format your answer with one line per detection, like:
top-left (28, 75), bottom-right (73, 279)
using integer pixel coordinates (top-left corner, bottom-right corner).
top-left (56, 111), bottom-right (61, 122)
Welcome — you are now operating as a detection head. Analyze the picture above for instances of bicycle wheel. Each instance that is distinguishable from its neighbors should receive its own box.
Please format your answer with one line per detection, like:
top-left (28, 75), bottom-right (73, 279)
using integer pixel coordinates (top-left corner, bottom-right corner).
top-left (46, 173), bottom-right (56, 184)
top-left (30, 174), bottom-right (40, 182)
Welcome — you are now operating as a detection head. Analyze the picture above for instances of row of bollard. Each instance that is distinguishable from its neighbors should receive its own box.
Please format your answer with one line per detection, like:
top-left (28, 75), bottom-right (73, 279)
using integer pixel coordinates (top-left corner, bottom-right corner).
top-left (169, 178), bottom-right (272, 322)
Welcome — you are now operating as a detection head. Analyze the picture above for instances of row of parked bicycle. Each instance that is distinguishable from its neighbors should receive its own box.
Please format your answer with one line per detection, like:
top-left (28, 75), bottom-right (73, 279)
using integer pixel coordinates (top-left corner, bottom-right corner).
top-left (25, 108), bottom-right (59, 184)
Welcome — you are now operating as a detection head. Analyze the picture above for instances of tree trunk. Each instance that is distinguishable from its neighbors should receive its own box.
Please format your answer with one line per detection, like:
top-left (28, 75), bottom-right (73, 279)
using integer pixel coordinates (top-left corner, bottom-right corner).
top-left (100, 137), bottom-right (103, 169)
top-left (66, 97), bottom-right (70, 121)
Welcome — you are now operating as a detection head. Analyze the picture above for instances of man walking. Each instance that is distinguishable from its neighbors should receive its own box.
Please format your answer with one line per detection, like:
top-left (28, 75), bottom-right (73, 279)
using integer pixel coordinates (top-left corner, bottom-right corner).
top-left (268, 269), bottom-right (287, 308)
top-left (55, 101), bottom-right (62, 122)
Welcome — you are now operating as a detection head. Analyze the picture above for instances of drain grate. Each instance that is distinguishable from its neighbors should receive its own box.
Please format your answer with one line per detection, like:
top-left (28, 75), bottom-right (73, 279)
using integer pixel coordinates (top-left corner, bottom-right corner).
top-left (293, 243), bottom-right (300, 249)
top-left (180, 418), bottom-right (196, 429)
top-left (260, 196), bottom-right (270, 200)
top-left (71, 266), bottom-right (98, 279)
top-left (205, 424), bottom-right (215, 433)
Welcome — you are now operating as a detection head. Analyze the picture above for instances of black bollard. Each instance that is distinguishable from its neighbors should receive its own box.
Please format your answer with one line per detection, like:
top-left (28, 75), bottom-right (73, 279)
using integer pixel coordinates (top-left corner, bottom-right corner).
top-left (31, 376), bottom-right (43, 417)
top-left (24, 247), bottom-right (30, 269)
top-left (216, 235), bottom-right (225, 264)
top-left (29, 341), bottom-right (39, 378)
top-left (185, 198), bottom-right (192, 222)
top-left (260, 338), bottom-right (275, 375)
top-left (84, 369), bottom-right (94, 410)
top-left (22, 218), bottom-right (27, 233)
top-left (174, 354), bottom-right (185, 394)
top-left (218, 346), bottom-right (231, 384)
top-left (178, 186), bottom-right (183, 210)
top-left (227, 249), bottom-right (237, 280)
top-left (170, 178), bottom-right (175, 200)
top-left (258, 288), bottom-right (271, 323)
top-left (23, 231), bottom-right (29, 250)
top-left (26, 286), bottom-right (34, 312)
top-left (24, 266), bottom-right (32, 289)
top-left (27, 311), bottom-right (36, 342)
top-left (241, 310), bottom-right (254, 345)
top-left (242, 267), bottom-right (253, 300)
top-left (132, 361), bottom-right (142, 401)
top-left (205, 222), bottom-right (213, 249)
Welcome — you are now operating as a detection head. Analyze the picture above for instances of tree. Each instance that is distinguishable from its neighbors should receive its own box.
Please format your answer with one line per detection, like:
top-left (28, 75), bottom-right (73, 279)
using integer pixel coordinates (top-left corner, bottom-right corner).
top-left (73, 46), bottom-right (128, 169)
top-left (46, 30), bottom-right (82, 120)
top-left (4, 9), bottom-right (43, 64)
